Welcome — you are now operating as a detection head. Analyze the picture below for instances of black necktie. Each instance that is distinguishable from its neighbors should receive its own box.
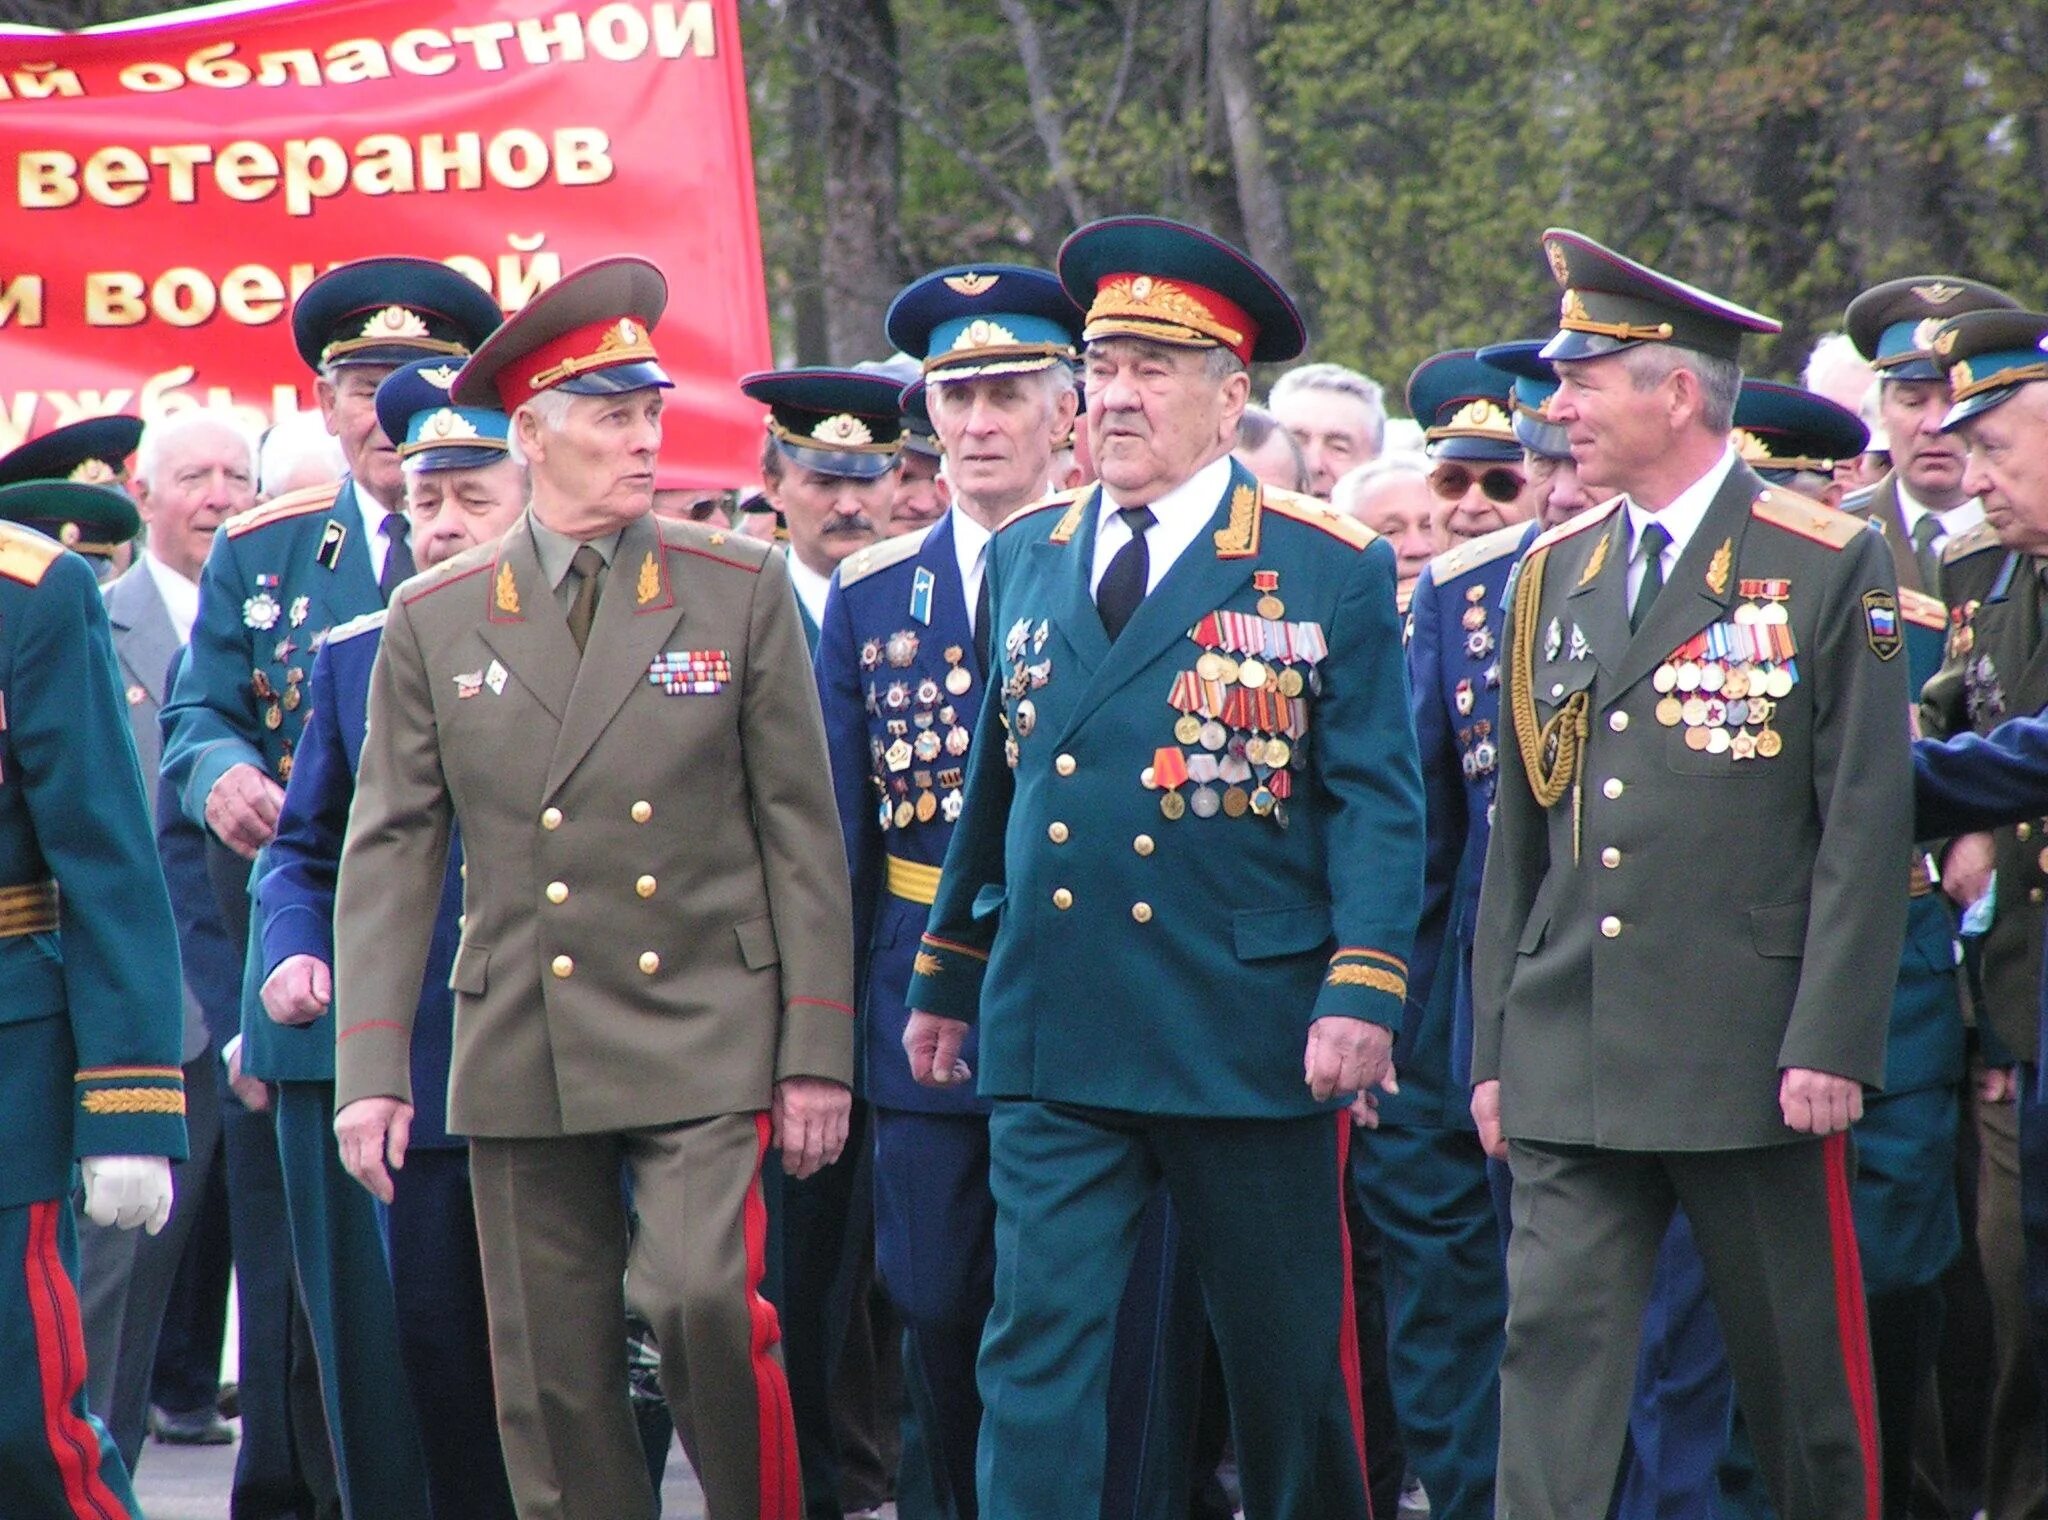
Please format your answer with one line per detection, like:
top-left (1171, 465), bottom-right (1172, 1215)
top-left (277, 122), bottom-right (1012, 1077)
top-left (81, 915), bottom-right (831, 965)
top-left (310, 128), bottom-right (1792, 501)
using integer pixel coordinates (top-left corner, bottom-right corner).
top-left (1096, 506), bottom-right (1156, 643)
top-left (973, 568), bottom-right (991, 671)
top-left (566, 545), bottom-right (605, 655)
top-left (378, 514), bottom-right (415, 604)
top-left (1910, 514), bottom-right (1941, 589)
top-left (1631, 520), bottom-right (1672, 634)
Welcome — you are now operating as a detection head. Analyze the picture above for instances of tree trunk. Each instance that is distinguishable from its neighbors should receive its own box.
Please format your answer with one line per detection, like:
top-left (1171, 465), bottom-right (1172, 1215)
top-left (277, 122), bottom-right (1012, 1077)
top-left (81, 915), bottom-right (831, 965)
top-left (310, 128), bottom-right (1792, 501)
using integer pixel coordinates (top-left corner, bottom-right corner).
top-left (1207, 0), bottom-right (1296, 295)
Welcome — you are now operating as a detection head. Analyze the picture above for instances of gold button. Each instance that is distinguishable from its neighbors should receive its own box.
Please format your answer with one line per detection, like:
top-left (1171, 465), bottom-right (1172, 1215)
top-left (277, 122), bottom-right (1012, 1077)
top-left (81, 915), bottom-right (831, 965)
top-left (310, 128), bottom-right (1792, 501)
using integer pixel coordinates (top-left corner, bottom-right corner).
top-left (1131, 902), bottom-right (1153, 923)
top-left (1602, 778), bottom-right (1623, 800)
top-left (631, 800), bottom-right (653, 823)
top-left (2033, 888), bottom-right (2046, 907)
top-left (638, 951), bottom-right (660, 975)
top-left (456, 914), bottom-right (466, 931)
top-left (541, 807), bottom-right (563, 830)
top-left (1609, 711), bottom-right (1629, 732)
top-left (1599, 916), bottom-right (1621, 939)
top-left (1551, 683), bottom-right (1564, 698)
top-left (459, 863), bottom-right (468, 880)
top-left (1054, 753), bottom-right (1076, 776)
top-left (1600, 847), bottom-right (1620, 869)
top-left (1048, 822), bottom-right (1070, 844)
top-left (545, 881), bottom-right (568, 904)
top-left (551, 954), bottom-right (574, 978)
top-left (2021, 822), bottom-right (2034, 841)
top-left (1133, 834), bottom-right (1155, 857)
top-left (1052, 887), bottom-right (1073, 910)
top-left (636, 875), bottom-right (657, 898)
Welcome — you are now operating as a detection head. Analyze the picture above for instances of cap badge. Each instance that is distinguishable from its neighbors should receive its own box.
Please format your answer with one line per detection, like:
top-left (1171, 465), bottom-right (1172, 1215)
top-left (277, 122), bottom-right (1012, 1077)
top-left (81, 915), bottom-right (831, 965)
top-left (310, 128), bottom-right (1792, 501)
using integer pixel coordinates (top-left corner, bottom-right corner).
top-left (363, 306), bottom-right (431, 339)
top-left (1545, 239), bottom-right (1571, 285)
top-left (1446, 399), bottom-right (1511, 434)
top-left (59, 521), bottom-right (81, 546)
top-left (812, 413), bottom-right (875, 447)
top-left (1131, 276), bottom-right (1155, 299)
top-left (1561, 288), bottom-right (1590, 322)
top-left (66, 458), bottom-right (117, 485)
top-left (418, 408), bottom-right (480, 442)
top-left (952, 319), bottom-right (1019, 351)
top-left (421, 364), bottom-right (460, 389)
top-left (1912, 281), bottom-right (1963, 306)
top-left (1933, 327), bottom-right (1958, 357)
top-left (1731, 428), bottom-right (1774, 464)
top-left (943, 273), bottom-right (999, 296)
top-left (1912, 318), bottom-right (1944, 352)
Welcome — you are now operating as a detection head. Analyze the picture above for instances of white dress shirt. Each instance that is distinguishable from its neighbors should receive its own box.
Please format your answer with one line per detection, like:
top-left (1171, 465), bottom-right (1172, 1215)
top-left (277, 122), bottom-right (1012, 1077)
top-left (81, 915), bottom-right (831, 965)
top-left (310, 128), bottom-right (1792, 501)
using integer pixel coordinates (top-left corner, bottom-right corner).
top-left (787, 551), bottom-right (833, 628)
top-left (1896, 480), bottom-right (1984, 546)
top-left (1624, 445), bottom-right (1738, 612)
top-left (951, 509), bottom-right (993, 637)
top-left (143, 550), bottom-right (200, 644)
top-left (1090, 454), bottom-right (1237, 597)
top-left (355, 492), bottom-right (406, 586)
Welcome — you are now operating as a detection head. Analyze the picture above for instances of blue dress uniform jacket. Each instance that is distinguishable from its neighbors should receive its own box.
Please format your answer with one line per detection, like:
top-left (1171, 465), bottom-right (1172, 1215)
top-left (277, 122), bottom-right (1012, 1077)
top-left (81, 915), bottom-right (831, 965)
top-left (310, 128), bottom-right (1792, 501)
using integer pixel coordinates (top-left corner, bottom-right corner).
top-left (1401, 519), bottom-right (1540, 1127)
top-left (258, 611), bottom-right (462, 1150)
top-left (907, 462), bottom-right (1424, 1115)
top-left (818, 513), bottom-right (989, 1113)
top-left (160, 476), bottom-right (383, 1082)
top-left (0, 527), bottom-right (188, 1200)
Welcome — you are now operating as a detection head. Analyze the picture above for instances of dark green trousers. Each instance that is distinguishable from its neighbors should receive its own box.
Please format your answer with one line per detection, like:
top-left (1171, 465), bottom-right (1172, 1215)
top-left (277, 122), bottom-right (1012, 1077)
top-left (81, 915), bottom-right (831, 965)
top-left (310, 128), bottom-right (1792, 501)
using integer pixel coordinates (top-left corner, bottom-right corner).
top-left (1501, 1136), bottom-right (1879, 1520)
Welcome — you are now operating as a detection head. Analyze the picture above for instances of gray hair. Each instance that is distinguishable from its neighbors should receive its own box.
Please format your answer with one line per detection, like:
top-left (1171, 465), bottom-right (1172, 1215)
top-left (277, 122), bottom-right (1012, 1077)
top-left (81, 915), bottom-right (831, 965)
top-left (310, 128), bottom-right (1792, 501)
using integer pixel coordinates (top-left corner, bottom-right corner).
top-left (1621, 344), bottom-right (1740, 434)
top-left (136, 407), bottom-right (259, 491)
top-left (1236, 405), bottom-right (1309, 490)
top-left (256, 410), bottom-right (345, 498)
top-left (1269, 361), bottom-right (1388, 452)
top-left (1330, 451), bottom-right (1430, 516)
top-left (505, 388), bottom-right (575, 471)
top-left (1203, 347), bottom-right (1249, 382)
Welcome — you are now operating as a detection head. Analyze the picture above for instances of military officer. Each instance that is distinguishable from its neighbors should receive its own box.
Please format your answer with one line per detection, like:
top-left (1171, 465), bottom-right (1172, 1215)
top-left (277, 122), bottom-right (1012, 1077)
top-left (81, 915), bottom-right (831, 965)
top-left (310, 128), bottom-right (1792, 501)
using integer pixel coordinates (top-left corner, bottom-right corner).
top-left (255, 359), bottom-right (523, 1520)
top-left (159, 255), bottom-right (500, 1520)
top-left (1472, 229), bottom-right (1909, 1520)
top-left (1408, 348), bottom-right (1546, 545)
top-left (332, 256), bottom-right (855, 1520)
top-left (1843, 277), bottom-right (2018, 590)
top-left (0, 416), bottom-right (144, 582)
top-left (904, 215), bottom-right (1423, 1520)
top-left (0, 476), bottom-right (186, 1519)
top-left (1477, 339), bottom-right (1596, 531)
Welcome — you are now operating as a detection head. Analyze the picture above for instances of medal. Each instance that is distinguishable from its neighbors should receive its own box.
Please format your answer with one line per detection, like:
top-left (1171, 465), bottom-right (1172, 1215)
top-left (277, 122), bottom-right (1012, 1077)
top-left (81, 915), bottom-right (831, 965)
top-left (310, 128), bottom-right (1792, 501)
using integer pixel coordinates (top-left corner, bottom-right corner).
top-left (1264, 738), bottom-right (1292, 768)
top-left (885, 681), bottom-right (910, 711)
top-left (1544, 618), bottom-right (1562, 660)
top-left (1455, 680), bottom-right (1475, 716)
top-left (1276, 667), bottom-right (1305, 698)
top-left (916, 792), bottom-right (938, 823)
top-left (1175, 714), bottom-right (1203, 745)
top-left (1161, 791), bottom-right (1187, 820)
top-left (1221, 786), bottom-right (1249, 818)
top-left (1731, 730), bottom-right (1757, 760)
top-left (945, 646), bottom-right (972, 694)
top-left (942, 789), bottom-right (965, 822)
top-left (895, 801), bottom-right (915, 828)
top-left (1254, 570), bottom-right (1285, 620)
top-left (243, 593), bottom-right (282, 631)
top-left (945, 726), bottom-right (971, 756)
top-left (1014, 700), bottom-right (1036, 738)
top-left (1199, 720), bottom-right (1227, 752)
top-left (1684, 725), bottom-right (1710, 751)
top-left (1756, 727), bottom-right (1783, 758)
top-left (885, 738), bottom-right (913, 772)
top-left (914, 730), bottom-right (942, 762)
top-left (1699, 662), bottom-right (1724, 694)
top-left (283, 686), bottom-right (301, 712)
top-left (1238, 659), bottom-right (1269, 690)
top-left (1462, 606), bottom-right (1487, 632)
top-left (1190, 785), bottom-right (1221, 818)
top-left (1676, 661), bottom-right (1701, 693)
top-left (288, 595), bottom-right (309, 628)
top-left (264, 703), bottom-right (282, 730)
top-left (1706, 728), bottom-right (1731, 755)
top-left (1244, 736), bottom-right (1267, 767)
top-left (1653, 664), bottom-right (1677, 694)
top-left (1465, 628), bottom-right (1495, 659)
top-left (861, 638), bottom-right (883, 671)
top-left (886, 630), bottom-right (919, 667)
top-left (1197, 652), bottom-right (1226, 682)
top-left (1250, 787), bottom-right (1275, 817)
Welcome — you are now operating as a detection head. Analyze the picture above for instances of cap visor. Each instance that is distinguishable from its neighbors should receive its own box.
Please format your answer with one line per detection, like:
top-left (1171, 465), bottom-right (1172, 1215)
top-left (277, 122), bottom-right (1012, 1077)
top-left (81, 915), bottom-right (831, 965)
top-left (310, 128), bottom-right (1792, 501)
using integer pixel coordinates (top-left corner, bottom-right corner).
top-left (1538, 330), bottom-right (1638, 363)
top-left (405, 444), bottom-right (511, 474)
top-left (774, 439), bottom-right (898, 480)
top-left (1514, 416), bottom-right (1574, 459)
top-left (1431, 436), bottom-right (1523, 464)
top-left (557, 362), bottom-right (675, 395)
top-left (1941, 388), bottom-right (2014, 432)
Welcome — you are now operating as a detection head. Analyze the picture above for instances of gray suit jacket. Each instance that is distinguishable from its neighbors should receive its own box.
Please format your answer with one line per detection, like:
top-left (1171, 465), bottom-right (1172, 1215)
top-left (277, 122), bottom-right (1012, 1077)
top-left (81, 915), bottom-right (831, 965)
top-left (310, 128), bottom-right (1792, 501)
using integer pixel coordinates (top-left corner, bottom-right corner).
top-left (103, 560), bottom-right (206, 1062)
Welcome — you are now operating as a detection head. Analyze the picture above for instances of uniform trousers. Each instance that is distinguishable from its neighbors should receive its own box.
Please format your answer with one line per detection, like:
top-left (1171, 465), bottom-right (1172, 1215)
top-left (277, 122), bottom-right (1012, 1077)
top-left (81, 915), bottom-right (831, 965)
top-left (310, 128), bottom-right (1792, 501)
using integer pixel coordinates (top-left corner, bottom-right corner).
top-left (1979, 1091), bottom-right (2048, 1519)
top-left (468, 1111), bottom-right (799, 1520)
top-left (980, 1102), bottom-right (1369, 1520)
top-left (0, 1197), bottom-right (142, 1519)
top-left (1500, 1137), bottom-right (1878, 1520)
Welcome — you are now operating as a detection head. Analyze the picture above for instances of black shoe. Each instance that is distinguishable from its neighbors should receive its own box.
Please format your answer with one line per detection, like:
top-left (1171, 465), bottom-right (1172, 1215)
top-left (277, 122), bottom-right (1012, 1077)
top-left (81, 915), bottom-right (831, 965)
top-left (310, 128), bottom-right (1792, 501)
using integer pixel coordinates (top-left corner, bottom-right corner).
top-left (216, 1381), bottom-right (239, 1421)
top-left (150, 1404), bottom-right (236, 1445)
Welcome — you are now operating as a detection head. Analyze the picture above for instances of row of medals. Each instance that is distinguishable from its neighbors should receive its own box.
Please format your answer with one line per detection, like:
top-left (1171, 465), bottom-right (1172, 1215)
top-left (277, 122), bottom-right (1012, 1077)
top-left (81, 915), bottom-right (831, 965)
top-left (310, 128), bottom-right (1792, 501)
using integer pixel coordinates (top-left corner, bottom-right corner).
top-left (867, 630), bottom-right (976, 831)
top-left (1144, 610), bottom-right (1315, 823)
top-left (1650, 657), bottom-right (1792, 759)
top-left (252, 663), bottom-right (306, 728)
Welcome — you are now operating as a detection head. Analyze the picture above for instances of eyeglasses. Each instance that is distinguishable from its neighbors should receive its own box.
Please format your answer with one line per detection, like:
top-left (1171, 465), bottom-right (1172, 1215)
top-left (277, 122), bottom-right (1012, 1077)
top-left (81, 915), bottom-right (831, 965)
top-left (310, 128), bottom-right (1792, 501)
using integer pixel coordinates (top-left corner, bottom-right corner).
top-left (1430, 465), bottom-right (1526, 504)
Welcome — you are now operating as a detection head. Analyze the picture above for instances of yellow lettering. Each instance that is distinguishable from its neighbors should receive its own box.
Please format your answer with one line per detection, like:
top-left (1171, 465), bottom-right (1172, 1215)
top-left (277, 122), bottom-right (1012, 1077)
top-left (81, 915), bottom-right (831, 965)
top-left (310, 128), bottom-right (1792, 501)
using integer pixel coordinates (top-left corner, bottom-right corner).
top-left (151, 267), bottom-right (217, 328)
top-left (0, 394), bottom-right (39, 452)
top-left (418, 132), bottom-right (483, 192)
top-left (390, 29), bottom-right (454, 76)
top-left (219, 264), bottom-right (287, 325)
top-left (139, 366), bottom-right (200, 418)
top-left (253, 49), bottom-right (321, 86)
top-left (85, 271), bottom-right (147, 327)
top-left (214, 140), bottom-right (280, 201)
top-left (10, 62), bottom-right (84, 99)
top-left (651, 1), bottom-right (715, 58)
top-left (448, 22), bottom-right (515, 71)
top-left (586, 4), bottom-right (650, 61)
top-left (516, 13), bottom-right (585, 64)
top-left (82, 145), bottom-right (149, 207)
top-left (185, 41), bottom-right (252, 88)
top-left (0, 276), bottom-right (45, 328)
top-left (18, 150), bottom-right (79, 210)
top-left (553, 126), bottom-right (613, 188)
top-left (322, 38), bottom-right (391, 84)
top-left (118, 60), bottom-right (185, 92)
top-left (497, 235), bottom-right (562, 311)
top-left (147, 143), bottom-right (214, 203)
top-left (281, 137), bottom-right (347, 216)
top-left (352, 135), bottom-right (416, 196)
top-left (485, 128), bottom-right (549, 190)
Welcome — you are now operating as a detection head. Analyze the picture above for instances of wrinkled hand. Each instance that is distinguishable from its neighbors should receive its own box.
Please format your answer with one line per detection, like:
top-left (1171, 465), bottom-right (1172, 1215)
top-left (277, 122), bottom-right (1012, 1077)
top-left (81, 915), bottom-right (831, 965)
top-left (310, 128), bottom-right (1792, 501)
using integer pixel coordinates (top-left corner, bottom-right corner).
top-left (261, 954), bottom-right (331, 1027)
top-left (206, 762), bottom-right (285, 860)
top-left (1304, 1016), bottom-right (1396, 1105)
top-left (903, 1010), bottom-right (972, 1088)
top-left (80, 1156), bottom-right (174, 1234)
top-left (1471, 1079), bottom-right (1508, 1160)
top-left (1942, 831), bottom-right (1996, 911)
top-left (1980, 1065), bottom-right (2019, 1105)
top-left (222, 1035), bottom-right (269, 1113)
top-left (1780, 1067), bottom-right (1864, 1135)
top-left (335, 1097), bottom-right (412, 1205)
top-left (773, 1078), bottom-right (851, 1180)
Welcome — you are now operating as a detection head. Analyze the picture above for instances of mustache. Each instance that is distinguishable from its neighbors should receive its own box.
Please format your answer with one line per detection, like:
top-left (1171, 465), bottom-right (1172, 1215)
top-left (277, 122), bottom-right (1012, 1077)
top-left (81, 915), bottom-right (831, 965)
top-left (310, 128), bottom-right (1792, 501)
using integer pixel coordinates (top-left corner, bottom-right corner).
top-left (821, 516), bottom-right (875, 536)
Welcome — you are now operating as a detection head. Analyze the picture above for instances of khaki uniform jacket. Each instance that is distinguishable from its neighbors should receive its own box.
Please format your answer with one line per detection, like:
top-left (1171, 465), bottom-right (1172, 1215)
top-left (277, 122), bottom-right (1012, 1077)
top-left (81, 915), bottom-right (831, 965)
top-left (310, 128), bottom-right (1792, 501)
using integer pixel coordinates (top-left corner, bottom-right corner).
top-left (334, 510), bottom-right (854, 1137)
top-left (1843, 473), bottom-right (1928, 597)
top-left (1472, 464), bottom-right (1911, 1151)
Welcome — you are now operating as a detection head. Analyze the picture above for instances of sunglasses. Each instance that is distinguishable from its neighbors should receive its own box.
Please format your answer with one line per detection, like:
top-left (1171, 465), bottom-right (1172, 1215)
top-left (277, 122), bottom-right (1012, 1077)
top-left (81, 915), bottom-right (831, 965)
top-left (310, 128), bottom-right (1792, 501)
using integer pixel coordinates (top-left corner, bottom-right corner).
top-left (1431, 464), bottom-right (1526, 504)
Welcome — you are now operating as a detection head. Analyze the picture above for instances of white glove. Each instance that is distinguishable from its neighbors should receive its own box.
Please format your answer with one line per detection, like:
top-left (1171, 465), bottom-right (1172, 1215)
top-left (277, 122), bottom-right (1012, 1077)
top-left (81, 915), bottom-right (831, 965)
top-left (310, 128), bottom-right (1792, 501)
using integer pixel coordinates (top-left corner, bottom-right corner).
top-left (80, 1156), bottom-right (174, 1235)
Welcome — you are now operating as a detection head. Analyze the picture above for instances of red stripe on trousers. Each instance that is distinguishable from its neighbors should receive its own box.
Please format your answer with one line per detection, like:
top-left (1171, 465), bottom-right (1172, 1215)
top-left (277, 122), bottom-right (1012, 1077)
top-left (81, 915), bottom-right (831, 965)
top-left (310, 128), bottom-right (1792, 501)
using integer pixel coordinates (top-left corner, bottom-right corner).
top-left (745, 1113), bottom-right (802, 1519)
top-left (1334, 1115), bottom-right (1371, 1518)
top-left (24, 1200), bottom-right (125, 1520)
top-left (1821, 1132), bottom-right (1881, 1520)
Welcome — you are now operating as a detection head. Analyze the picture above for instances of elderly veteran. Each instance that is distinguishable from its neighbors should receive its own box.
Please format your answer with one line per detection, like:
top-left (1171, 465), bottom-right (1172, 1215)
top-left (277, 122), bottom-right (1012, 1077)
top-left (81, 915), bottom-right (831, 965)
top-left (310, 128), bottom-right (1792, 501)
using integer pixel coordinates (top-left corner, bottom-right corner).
top-left (0, 415), bottom-right (143, 582)
top-left (258, 359), bottom-right (523, 1520)
top-left (332, 256), bottom-right (854, 1520)
top-left (902, 215), bottom-right (1423, 1520)
top-left (1407, 349), bottom-right (1546, 547)
top-left (1472, 228), bottom-right (1910, 1520)
top-left (0, 474), bottom-right (186, 1520)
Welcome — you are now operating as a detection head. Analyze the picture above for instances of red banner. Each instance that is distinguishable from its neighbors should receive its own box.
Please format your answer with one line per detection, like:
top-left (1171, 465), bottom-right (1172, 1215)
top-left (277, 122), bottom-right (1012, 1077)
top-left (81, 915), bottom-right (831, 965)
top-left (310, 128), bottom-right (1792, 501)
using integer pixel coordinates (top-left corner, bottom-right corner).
top-left (0, 0), bottom-right (771, 484)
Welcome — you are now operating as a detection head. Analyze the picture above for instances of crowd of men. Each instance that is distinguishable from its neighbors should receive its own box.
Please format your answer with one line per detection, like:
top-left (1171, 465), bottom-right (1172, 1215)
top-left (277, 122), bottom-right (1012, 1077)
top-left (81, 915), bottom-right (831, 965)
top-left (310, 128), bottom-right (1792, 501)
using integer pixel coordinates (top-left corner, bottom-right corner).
top-left (10, 211), bottom-right (2048, 1520)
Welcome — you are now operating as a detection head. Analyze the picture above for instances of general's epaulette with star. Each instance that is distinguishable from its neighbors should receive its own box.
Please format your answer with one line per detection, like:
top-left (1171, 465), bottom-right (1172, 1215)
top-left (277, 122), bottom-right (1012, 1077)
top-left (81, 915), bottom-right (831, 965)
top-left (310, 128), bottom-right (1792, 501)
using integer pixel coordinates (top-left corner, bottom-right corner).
top-left (998, 486), bottom-right (1087, 535)
top-left (837, 526), bottom-right (930, 588)
top-left (1941, 521), bottom-right (2002, 565)
top-left (1262, 488), bottom-right (1378, 550)
top-left (400, 539), bottom-right (497, 605)
top-left (223, 480), bottom-right (340, 540)
top-left (325, 609), bottom-right (388, 645)
top-left (1750, 488), bottom-right (1865, 550)
top-left (1428, 520), bottom-right (1529, 584)
top-left (0, 520), bottom-right (64, 585)
top-left (660, 521), bottom-right (768, 576)
top-left (1528, 495), bottom-right (1621, 554)
top-left (1898, 587), bottom-right (1947, 631)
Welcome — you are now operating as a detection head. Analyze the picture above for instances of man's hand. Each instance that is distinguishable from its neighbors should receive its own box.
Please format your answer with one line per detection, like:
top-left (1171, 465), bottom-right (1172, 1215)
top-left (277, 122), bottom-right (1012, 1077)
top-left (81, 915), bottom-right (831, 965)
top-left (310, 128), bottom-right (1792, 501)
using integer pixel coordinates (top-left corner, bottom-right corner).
top-left (335, 1097), bottom-right (413, 1204)
top-left (1942, 831), bottom-right (1996, 910)
top-left (80, 1156), bottom-right (174, 1234)
top-left (903, 1010), bottom-right (972, 1088)
top-left (221, 1035), bottom-right (269, 1113)
top-left (206, 762), bottom-right (285, 860)
top-left (1980, 1065), bottom-right (2020, 1105)
top-left (772, 1078), bottom-right (851, 1180)
top-left (1779, 1068), bottom-right (1864, 1135)
top-left (1471, 1079), bottom-right (1508, 1160)
top-left (261, 955), bottom-right (331, 1027)
top-left (1304, 1016), bottom-right (1396, 1105)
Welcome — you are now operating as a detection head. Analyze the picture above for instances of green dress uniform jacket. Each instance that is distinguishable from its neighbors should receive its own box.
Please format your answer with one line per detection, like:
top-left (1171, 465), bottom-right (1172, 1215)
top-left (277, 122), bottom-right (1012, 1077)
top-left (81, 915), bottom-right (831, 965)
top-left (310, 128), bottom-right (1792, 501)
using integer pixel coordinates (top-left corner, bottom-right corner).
top-left (905, 462), bottom-right (1424, 1117)
top-left (1842, 473), bottom-right (1931, 597)
top-left (1473, 466), bottom-right (1913, 1150)
top-left (333, 509), bottom-right (854, 1136)
top-left (0, 526), bottom-right (186, 1203)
